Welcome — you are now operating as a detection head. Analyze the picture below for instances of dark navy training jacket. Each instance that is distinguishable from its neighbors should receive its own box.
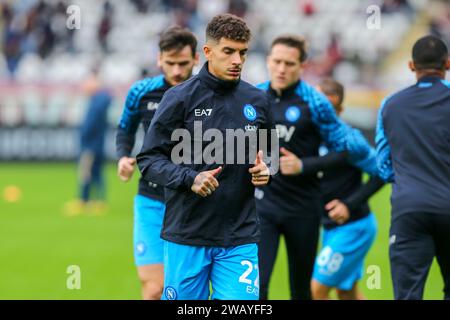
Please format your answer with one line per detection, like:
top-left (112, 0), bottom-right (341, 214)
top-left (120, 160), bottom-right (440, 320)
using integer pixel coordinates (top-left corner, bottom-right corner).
top-left (137, 63), bottom-right (274, 246)
top-left (255, 80), bottom-right (378, 218)
top-left (376, 75), bottom-right (450, 218)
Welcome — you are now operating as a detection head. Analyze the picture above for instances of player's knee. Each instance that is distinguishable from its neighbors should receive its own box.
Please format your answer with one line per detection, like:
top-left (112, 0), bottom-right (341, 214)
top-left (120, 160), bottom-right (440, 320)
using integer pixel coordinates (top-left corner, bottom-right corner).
top-left (336, 288), bottom-right (357, 300)
top-left (311, 280), bottom-right (330, 300)
top-left (141, 280), bottom-right (163, 300)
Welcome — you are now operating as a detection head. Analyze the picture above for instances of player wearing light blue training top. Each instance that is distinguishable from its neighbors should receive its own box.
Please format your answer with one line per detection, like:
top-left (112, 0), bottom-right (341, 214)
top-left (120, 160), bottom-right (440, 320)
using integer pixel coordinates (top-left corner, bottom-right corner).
top-left (116, 27), bottom-right (198, 300)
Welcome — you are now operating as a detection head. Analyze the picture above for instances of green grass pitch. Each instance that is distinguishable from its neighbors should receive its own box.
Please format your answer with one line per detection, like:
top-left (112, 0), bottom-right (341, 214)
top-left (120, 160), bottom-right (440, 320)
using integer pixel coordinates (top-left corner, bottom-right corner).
top-left (0, 163), bottom-right (444, 299)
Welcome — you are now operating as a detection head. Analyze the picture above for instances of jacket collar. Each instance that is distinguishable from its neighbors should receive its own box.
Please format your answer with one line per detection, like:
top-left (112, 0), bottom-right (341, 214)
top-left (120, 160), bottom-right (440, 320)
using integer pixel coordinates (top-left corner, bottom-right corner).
top-left (268, 80), bottom-right (300, 99)
top-left (417, 74), bottom-right (443, 83)
top-left (198, 62), bottom-right (240, 93)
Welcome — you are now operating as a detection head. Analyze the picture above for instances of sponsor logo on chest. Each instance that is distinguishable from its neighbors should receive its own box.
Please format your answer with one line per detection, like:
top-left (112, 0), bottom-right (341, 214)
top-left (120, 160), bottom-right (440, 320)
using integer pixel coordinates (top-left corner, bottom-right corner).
top-left (147, 102), bottom-right (160, 111)
top-left (276, 124), bottom-right (296, 142)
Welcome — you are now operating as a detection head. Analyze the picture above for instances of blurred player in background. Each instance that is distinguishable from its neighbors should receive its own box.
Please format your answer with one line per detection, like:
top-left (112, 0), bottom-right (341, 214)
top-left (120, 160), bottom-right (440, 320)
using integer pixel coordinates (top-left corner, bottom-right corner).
top-left (255, 35), bottom-right (378, 300)
top-left (64, 69), bottom-right (112, 216)
top-left (137, 14), bottom-right (273, 300)
top-left (376, 35), bottom-right (450, 300)
top-left (115, 27), bottom-right (199, 300)
top-left (305, 78), bottom-right (385, 300)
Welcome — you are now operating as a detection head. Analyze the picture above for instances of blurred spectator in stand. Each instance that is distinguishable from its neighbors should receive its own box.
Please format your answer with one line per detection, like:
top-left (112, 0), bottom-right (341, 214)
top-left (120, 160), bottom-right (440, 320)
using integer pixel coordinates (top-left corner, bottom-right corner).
top-left (300, 0), bottom-right (316, 16)
top-left (228, 0), bottom-right (248, 18)
top-left (129, 0), bottom-right (150, 13)
top-left (98, 0), bottom-right (113, 53)
top-left (428, 1), bottom-right (450, 46)
top-left (304, 33), bottom-right (343, 80)
top-left (2, 6), bottom-right (24, 78)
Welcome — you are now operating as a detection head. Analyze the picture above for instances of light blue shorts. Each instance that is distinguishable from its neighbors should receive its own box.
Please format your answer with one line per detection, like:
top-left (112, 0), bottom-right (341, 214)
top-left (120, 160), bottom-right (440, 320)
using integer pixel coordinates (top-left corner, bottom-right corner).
top-left (133, 195), bottom-right (165, 266)
top-left (312, 213), bottom-right (377, 290)
top-left (162, 241), bottom-right (259, 300)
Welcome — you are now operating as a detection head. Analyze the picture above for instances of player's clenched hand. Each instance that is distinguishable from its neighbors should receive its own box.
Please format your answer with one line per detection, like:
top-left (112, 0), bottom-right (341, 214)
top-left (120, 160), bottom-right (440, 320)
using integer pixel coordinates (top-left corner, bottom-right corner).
top-left (249, 150), bottom-right (270, 186)
top-left (326, 199), bottom-right (350, 225)
top-left (279, 147), bottom-right (303, 175)
top-left (118, 157), bottom-right (136, 182)
top-left (191, 167), bottom-right (222, 197)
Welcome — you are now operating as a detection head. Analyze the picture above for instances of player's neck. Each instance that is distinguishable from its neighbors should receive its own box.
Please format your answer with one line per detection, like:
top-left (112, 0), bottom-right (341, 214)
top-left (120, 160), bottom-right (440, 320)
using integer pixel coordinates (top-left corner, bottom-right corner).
top-left (416, 70), bottom-right (446, 81)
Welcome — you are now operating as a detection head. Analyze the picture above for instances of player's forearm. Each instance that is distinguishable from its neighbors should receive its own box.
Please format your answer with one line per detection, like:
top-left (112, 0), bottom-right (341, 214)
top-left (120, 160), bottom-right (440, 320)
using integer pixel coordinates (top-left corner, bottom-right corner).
top-left (301, 151), bottom-right (349, 175)
top-left (136, 151), bottom-right (198, 191)
top-left (115, 129), bottom-right (136, 159)
top-left (375, 100), bottom-right (395, 182)
top-left (342, 176), bottom-right (385, 212)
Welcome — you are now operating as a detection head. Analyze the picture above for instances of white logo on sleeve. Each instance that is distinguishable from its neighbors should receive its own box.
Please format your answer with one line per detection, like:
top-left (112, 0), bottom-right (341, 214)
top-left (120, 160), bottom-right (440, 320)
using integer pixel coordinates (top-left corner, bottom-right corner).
top-left (147, 102), bottom-right (160, 111)
top-left (389, 235), bottom-right (396, 245)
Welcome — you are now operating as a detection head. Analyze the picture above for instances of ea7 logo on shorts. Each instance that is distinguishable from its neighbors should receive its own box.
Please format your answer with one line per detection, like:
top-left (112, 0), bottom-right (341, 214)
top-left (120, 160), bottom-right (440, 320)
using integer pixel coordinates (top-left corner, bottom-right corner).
top-left (165, 286), bottom-right (177, 300)
top-left (194, 108), bottom-right (212, 117)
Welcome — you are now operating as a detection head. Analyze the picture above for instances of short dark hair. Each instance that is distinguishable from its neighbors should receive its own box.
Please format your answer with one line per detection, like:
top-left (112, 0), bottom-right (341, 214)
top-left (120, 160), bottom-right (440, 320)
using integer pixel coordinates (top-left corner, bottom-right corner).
top-left (271, 35), bottom-right (308, 62)
top-left (159, 26), bottom-right (197, 57)
top-left (206, 13), bottom-right (251, 43)
top-left (318, 78), bottom-right (344, 108)
top-left (412, 35), bottom-right (448, 71)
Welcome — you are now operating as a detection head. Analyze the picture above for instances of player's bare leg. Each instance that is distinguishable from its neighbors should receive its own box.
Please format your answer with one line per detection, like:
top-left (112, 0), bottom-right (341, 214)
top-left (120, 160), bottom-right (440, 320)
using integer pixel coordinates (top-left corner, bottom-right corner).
top-left (311, 279), bottom-right (331, 300)
top-left (336, 282), bottom-right (365, 300)
top-left (137, 264), bottom-right (164, 300)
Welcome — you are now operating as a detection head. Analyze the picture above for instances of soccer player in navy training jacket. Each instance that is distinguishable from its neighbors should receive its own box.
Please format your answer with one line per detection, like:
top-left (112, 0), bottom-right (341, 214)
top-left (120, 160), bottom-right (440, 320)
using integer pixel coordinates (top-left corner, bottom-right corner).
top-left (376, 35), bottom-right (450, 300)
top-left (116, 27), bottom-right (199, 299)
top-left (309, 78), bottom-right (385, 300)
top-left (255, 35), bottom-right (378, 300)
top-left (137, 14), bottom-right (274, 300)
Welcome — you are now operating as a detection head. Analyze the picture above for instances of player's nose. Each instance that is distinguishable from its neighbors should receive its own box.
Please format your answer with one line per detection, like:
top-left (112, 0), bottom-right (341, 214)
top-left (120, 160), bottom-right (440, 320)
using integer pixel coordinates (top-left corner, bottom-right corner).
top-left (230, 52), bottom-right (243, 65)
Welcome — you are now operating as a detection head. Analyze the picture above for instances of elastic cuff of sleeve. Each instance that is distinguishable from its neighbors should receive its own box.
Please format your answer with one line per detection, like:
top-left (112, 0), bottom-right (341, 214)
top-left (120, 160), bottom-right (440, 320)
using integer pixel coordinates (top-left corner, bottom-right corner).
top-left (184, 169), bottom-right (198, 190)
top-left (341, 199), bottom-right (357, 213)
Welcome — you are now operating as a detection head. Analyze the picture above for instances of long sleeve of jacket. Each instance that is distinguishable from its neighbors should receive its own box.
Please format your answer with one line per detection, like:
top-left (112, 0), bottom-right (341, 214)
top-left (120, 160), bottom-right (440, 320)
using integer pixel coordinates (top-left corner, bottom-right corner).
top-left (375, 97), bottom-right (395, 182)
top-left (136, 89), bottom-right (198, 191)
top-left (342, 176), bottom-right (385, 212)
top-left (301, 151), bottom-right (349, 175)
top-left (297, 81), bottom-right (378, 177)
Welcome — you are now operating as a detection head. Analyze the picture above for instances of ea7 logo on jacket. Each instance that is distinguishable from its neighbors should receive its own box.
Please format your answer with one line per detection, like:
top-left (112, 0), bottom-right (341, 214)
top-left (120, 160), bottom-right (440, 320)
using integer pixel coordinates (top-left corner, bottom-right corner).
top-left (276, 124), bottom-right (296, 142)
top-left (194, 108), bottom-right (212, 117)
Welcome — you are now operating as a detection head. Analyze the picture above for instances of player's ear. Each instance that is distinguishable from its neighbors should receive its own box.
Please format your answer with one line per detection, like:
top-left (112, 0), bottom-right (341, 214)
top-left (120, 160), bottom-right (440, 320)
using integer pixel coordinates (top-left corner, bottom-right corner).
top-left (408, 60), bottom-right (416, 72)
top-left (157, 52), bottom-right (163, 68)
top-left (445, 58), bottom-right (450, 70)
top-left (203, 44), bottom-right (212, 60)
